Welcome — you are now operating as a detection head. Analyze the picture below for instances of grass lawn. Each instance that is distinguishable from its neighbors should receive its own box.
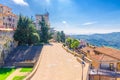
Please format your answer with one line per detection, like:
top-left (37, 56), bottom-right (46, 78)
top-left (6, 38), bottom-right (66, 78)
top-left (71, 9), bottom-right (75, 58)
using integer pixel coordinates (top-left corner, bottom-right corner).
top-left (12, 76), bottom-right (25, 80)
top-left (20, 67), bottom-right (33, 72)
top-left (0, 68), bottom-right (15, 80)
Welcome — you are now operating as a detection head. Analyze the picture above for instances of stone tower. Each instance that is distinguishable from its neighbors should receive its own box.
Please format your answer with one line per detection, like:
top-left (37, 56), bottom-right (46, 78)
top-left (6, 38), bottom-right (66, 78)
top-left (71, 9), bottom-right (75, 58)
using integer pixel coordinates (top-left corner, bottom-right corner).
top-left (35, 12), bottom-right (50, 30)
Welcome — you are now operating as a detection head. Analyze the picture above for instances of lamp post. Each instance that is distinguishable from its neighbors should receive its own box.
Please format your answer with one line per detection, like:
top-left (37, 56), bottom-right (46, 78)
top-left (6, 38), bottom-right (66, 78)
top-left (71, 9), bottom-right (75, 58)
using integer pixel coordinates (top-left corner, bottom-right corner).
top-left (81, 54), bottom-right (85, 80)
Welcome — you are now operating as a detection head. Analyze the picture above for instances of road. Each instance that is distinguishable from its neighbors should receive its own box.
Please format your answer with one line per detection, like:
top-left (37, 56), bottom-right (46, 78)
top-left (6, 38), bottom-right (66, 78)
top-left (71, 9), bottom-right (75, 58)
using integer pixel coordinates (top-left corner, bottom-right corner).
top-left (31, 43), bottom-right (89, 80)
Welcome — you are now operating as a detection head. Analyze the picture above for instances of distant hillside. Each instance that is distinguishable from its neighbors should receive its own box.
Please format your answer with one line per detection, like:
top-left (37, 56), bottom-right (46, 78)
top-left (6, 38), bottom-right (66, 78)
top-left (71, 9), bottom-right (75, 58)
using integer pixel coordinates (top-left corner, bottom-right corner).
top-left (70, 32), bottom-right (120, 49)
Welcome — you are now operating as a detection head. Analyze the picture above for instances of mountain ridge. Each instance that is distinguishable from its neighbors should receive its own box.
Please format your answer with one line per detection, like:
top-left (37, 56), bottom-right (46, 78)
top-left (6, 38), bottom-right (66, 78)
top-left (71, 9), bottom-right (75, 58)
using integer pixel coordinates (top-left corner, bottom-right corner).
top-left (70, 32), bottom-right (120, 49)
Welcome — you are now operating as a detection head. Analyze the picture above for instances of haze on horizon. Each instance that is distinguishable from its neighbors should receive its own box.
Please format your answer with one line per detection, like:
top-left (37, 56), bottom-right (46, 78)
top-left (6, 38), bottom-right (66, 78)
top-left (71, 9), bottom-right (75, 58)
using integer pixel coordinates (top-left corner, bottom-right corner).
top-left (1, 0), bottom-right (120, 34)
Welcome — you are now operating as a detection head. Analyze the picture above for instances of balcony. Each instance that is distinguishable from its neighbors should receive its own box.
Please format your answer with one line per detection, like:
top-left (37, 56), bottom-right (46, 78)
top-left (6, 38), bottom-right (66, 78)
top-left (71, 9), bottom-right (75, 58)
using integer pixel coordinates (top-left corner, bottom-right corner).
top-left (89, 69), bottom-right (120, 77)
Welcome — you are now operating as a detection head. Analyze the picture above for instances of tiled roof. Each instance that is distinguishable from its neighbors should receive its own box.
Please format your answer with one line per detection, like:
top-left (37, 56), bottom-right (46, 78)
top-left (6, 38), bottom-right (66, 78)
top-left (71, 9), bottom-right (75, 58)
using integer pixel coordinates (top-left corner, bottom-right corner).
top-left (100, 55), bottom-right (118, 61)
top-left (0, 4), bottom-right (11, 10)
top-left (81, 47), bottom-right (103, 61)
top-left (81, 46), bottom-right (120, 61)
top-left (95, 47), bottom-right (120, 60)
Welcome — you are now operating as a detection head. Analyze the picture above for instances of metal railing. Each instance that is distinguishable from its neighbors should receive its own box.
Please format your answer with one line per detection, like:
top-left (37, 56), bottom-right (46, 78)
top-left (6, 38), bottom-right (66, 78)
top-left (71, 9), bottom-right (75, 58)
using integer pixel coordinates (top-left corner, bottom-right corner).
top-left (89, 69), bottom-right (120, 77)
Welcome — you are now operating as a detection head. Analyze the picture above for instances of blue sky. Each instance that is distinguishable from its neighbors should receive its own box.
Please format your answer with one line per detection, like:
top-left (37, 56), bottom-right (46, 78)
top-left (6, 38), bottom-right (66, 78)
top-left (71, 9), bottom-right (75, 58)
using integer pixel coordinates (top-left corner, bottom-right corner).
top-left (1, 0), bottom-right (120, 34)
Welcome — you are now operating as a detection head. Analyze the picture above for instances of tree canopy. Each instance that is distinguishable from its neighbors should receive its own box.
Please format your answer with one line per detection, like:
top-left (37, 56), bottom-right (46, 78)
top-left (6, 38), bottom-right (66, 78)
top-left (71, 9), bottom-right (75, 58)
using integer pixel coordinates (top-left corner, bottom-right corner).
top-left (66, 37), bottom-right (73, 48)
top-left (56, 31), bottom-right (66, 43)
top-left (66, 37), bottom-right (80, 50)
top-left (13, 15), bottom-right (40, 46)
top-left (71, 39), bottom-right (80, 50)
top-left (39, 16), bottom-right (52, 43)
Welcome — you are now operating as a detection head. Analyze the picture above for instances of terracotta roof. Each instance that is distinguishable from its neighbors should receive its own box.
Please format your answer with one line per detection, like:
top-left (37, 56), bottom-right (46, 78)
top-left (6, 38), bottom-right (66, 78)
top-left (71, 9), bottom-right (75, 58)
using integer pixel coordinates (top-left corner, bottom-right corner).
top-left (94, 47), bottom-right (120, 60)
top-left (81, 47), bottom-right (103, 61)
top-left (81, 46), bottom-right (120, 61)
top-left (100, 55), bottom-right (118, 61)
top-left (0, 4), bottom-right (11, 10)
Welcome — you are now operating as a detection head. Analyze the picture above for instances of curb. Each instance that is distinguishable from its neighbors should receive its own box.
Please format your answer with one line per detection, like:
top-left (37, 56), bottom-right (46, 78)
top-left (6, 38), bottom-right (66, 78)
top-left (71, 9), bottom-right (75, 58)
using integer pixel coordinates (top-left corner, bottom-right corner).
top-left (24, 46), bottom-right (44, 80)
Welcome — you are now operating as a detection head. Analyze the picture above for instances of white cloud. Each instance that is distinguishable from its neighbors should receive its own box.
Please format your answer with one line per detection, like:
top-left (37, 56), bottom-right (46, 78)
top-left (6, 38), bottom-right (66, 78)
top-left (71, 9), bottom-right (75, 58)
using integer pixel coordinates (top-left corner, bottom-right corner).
top-left (58, 0), bottom-right (71, 3)
top-left (82, 21), bottom-right (97, 26)
top-left (46, 0), bottom-right (50, 3)
top-left (12, 0), bottom-right (28, 6)
top-left (34, 0), bottom-right (51, 6)
top-left (62, 21), bottom-right (67, 24)
top-left (44, 0), bottom-right (51, 5)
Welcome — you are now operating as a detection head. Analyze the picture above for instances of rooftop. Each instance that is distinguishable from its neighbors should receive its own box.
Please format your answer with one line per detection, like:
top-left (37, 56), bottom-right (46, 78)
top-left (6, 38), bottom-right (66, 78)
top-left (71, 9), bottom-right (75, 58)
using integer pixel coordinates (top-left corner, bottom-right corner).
top-left (81, 47), bottom-right (103, 61)
top-left (81, 46), bottom-right (120, 61)
top-left (95, 47), bottom-right (120, 60)
top-left (0, 4), bottom-right (11, 10)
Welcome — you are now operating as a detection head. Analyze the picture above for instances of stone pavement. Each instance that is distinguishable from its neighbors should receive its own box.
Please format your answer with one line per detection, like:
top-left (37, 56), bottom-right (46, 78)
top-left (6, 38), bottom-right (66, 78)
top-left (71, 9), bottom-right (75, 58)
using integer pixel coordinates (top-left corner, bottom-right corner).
top-left (30, 43), bottom-right (90, 80)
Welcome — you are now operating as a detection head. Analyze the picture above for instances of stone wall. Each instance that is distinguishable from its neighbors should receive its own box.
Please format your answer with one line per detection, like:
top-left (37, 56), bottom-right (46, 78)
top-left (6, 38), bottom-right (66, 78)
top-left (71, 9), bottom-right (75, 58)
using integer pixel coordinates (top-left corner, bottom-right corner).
top-left (14, 62), bottom-right (35, 67)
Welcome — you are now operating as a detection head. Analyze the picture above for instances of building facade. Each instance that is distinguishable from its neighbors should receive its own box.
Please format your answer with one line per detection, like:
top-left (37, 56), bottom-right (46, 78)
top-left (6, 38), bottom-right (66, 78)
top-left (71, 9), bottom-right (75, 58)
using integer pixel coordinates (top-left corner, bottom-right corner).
top-left (0, 4), bottom-right (18, 29)
top-left (0, 4), bottom-right (17, 67)
top-left (80, 46), bottom-right (120, 80)
top-left (0, 4), bottom-right (17, 41)
top-left (35, 12), bottom-right (50, 30)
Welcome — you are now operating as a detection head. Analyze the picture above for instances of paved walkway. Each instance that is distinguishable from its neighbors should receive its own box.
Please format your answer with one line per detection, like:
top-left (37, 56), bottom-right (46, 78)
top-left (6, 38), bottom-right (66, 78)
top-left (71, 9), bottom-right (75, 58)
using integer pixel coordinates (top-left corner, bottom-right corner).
top-left (31, 43), bottom-right (89, 80)
top-left (6, 68), bottom-right (29, 80)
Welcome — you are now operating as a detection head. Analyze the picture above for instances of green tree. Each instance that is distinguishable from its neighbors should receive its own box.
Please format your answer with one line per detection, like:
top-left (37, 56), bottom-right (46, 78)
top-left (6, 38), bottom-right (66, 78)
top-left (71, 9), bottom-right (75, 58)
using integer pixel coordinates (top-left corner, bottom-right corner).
top-left (56, 32), bottom-right (61, 42)
top-left (66, 38), bottom-right (80, 50)
top-left (39, 16), bottom-right (51, 43)
top-left (66, 37), bottom-right (73, 48)
top-left (71, 39), bottom-right (80, 50)
top-left (27, 24), bottom-right (40, 45)
top-left (60, 31), bottom-right (65, 43)
top-left (31, 33), bottom-right (40, 44)
top-left (55, 31), bottom-right (65, 43)
top-left (14, 15), bottom-right (40, 45)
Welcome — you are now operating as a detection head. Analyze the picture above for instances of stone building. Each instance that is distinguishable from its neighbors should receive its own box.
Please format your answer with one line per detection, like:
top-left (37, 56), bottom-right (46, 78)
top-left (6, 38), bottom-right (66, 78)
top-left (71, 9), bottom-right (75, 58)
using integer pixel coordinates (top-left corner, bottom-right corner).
top-left (35, 12), bottom-right (50, 30)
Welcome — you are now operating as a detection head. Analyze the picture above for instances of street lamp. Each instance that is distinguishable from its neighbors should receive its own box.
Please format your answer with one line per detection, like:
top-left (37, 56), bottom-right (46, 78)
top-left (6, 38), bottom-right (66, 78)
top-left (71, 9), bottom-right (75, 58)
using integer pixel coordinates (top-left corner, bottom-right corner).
top-left (81, 54), bottom-right (85, 80)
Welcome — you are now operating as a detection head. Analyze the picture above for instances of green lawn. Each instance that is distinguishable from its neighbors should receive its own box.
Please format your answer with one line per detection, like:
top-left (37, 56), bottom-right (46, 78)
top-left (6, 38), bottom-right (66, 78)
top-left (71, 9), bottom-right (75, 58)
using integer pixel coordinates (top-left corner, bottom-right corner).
top-left (12, 76), bottom-right (25, 80)
top-left (20, 68), bottom-right (33, 72)
top-left (0, 68), bottom-right (15, 80)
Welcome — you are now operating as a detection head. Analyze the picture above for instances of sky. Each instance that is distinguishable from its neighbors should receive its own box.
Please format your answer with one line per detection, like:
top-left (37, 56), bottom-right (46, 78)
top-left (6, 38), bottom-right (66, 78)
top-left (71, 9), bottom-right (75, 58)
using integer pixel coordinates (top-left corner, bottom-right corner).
top-left (0, 0), bottom-right (120, 34)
